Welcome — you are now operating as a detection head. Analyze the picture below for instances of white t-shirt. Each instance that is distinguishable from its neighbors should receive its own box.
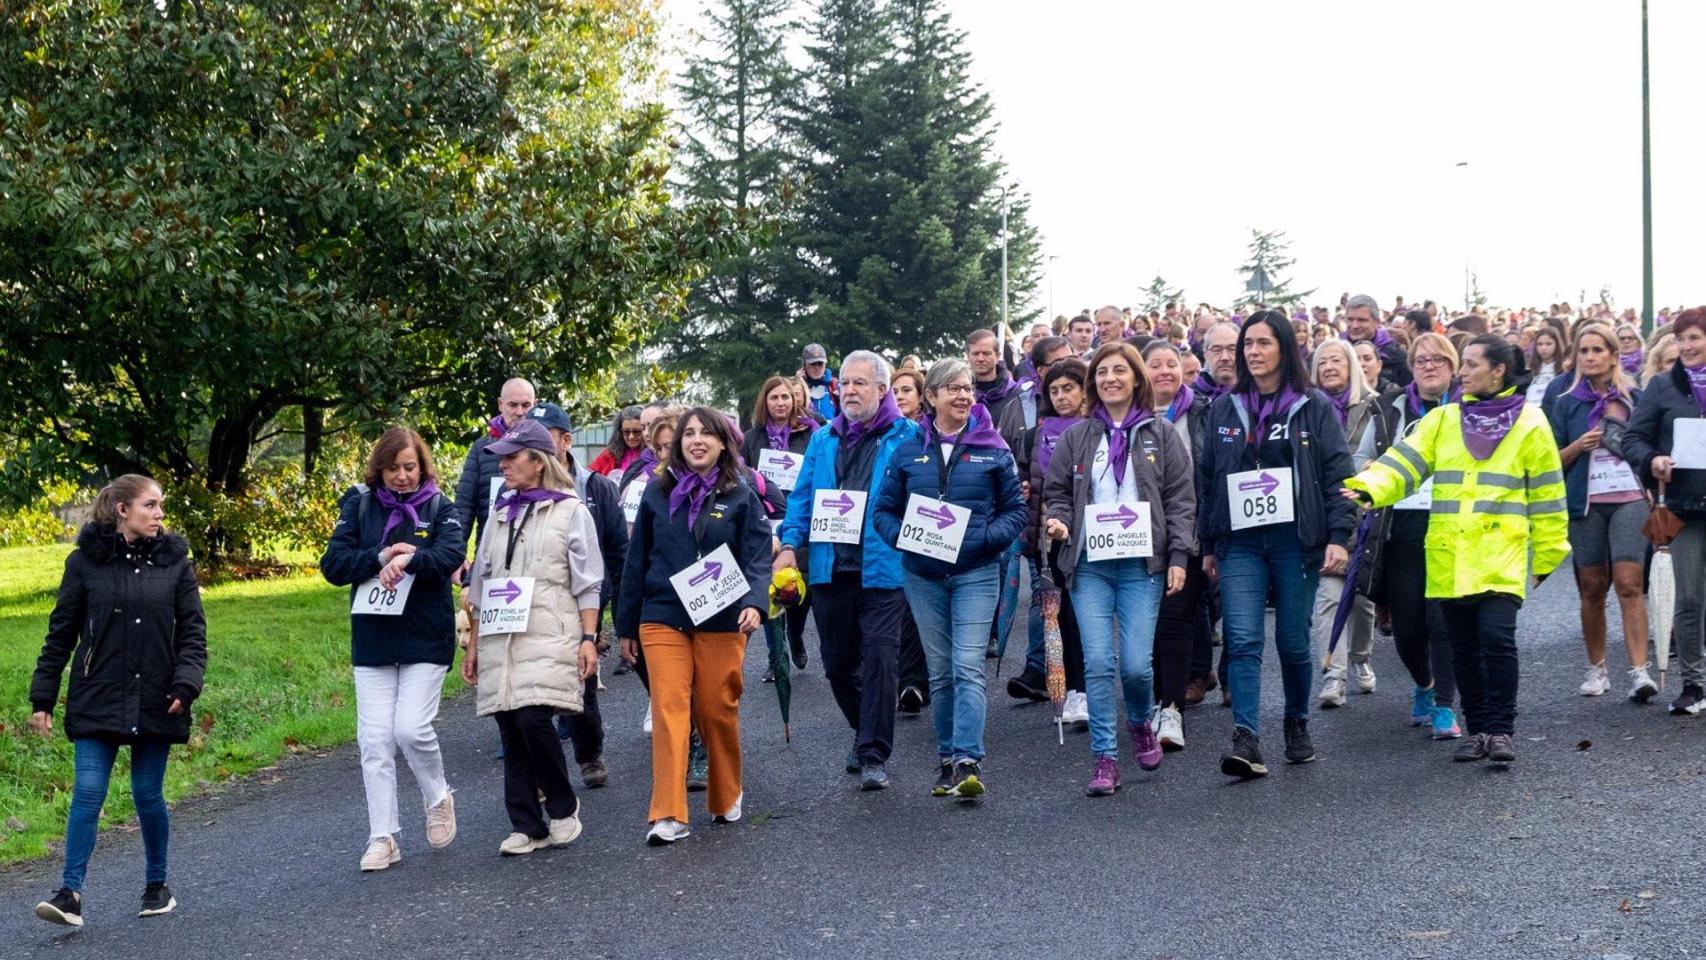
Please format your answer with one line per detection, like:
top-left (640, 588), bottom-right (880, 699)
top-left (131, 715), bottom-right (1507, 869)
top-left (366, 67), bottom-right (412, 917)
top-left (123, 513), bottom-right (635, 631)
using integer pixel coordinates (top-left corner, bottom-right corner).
top-left (1091, 434), bottom-right (1140, 505)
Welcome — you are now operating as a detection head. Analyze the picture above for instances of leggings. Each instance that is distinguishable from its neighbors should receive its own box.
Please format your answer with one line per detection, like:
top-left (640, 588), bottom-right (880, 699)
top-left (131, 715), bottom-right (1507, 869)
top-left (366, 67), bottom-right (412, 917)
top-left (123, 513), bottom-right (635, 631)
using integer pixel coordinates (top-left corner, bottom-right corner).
top-left (1380, 536), bottom-right (1457, 706)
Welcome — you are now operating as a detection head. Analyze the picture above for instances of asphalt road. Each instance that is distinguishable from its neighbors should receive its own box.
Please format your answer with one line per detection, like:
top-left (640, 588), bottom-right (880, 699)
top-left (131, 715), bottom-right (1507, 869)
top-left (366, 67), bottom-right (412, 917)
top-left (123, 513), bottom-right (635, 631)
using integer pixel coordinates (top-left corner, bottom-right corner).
top-left (4, 573), bottom-right (1704, 960)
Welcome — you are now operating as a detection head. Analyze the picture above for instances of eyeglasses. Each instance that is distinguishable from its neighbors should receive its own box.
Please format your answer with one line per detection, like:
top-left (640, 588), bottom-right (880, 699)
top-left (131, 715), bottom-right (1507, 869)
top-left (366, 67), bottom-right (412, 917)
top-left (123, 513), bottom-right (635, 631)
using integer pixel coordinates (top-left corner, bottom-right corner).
top-left (1412, 355), bottom-right (1451, 370)
top-left (621, 428), bottom-right (644, 438)
top-left (937, 383), bottom-right (976, 396)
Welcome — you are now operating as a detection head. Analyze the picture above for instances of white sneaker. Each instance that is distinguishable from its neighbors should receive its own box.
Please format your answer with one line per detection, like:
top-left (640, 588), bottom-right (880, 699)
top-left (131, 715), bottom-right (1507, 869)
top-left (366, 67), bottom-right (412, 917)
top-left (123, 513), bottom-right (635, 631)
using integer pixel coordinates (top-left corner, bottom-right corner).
top-left (1580, 663), bottom-right (1611, 697)
top-left (1628, 664), bottom-right (1659, 703)
top-left (642, 701), bottom-right (653, 736)
top-left (547, 800), bottom-right (583, 847)
top-left (1318, 675), bottom-right (1347, 709)
top-left (359, 835), bottom-right (400, 872)
top-left (1156, 706), bottom-right (1185, 751)
top-left (1352, 661), bottom-right (1377, 694)
top-left (646, 818), bottom-right (691, 846)
top-left (1063, 691), bottom-right (1089, 728)
top-left (424, 791), bottom-right (456, 849)
top-left (713, 792), bottom-right (743, 824)
top-left (499, 832), bottom-right (550, 856)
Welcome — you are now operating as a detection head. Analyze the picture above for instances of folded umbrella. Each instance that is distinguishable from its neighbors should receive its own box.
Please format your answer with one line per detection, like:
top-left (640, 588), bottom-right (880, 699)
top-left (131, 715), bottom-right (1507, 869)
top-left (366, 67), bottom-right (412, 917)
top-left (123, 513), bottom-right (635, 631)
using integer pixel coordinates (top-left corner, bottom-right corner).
top-left (1037, 552), bottom-right (1067, 745)
top-left (767, 567), bottom-right (809, 742)
top-left (1646, 482), bottom-right (1681, 693)
top-left (1325, 511), bottom-right (1377, 668)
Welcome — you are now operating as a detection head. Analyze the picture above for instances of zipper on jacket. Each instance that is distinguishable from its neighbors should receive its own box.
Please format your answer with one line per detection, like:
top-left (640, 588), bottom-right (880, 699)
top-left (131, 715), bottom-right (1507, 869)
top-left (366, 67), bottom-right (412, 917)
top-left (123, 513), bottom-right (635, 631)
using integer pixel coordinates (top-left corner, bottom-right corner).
top-left (83, 616), bottom-right (99, 676)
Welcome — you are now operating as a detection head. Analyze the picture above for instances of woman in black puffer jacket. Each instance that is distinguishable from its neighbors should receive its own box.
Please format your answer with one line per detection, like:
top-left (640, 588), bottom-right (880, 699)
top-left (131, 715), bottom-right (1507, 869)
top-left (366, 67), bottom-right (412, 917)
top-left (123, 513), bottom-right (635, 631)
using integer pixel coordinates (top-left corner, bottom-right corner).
top-left (29, 475), bottom-right (207, 927)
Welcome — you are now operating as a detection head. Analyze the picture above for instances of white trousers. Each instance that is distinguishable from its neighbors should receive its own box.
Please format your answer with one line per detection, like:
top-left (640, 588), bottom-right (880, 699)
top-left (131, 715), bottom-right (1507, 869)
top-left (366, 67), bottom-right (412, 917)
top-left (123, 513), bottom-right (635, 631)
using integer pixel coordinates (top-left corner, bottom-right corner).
top-left (354, 663), bottom-right (451, 840)
top-left (1311, 574), bottom-right (1374, 680)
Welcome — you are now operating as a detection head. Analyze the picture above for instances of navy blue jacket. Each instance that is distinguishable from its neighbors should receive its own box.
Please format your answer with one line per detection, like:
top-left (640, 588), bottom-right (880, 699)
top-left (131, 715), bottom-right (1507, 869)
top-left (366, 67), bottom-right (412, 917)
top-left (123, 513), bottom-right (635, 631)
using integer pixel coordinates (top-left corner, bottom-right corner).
top-left (453, 433), bottom-right (504, 548)
top-left (872, 407), bottom-right (1028, 579)
top-left (1196, 389), bottom-right (1356, 559)
top-left (319, 485), bottom-right (465, 666)
top-left (1546, 380), bottom-right (1643, 516)
top-left (616, 473), bottom-right (772, 638)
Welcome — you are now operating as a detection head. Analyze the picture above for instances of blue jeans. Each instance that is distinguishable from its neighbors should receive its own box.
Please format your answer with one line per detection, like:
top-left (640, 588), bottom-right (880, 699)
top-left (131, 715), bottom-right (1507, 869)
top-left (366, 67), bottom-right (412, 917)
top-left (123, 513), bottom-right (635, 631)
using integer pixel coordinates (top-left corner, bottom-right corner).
top-left (991, 540), bottom-right (1022, 651)
top-left (63, 737), bottom-right (172, 892)
top-left (1220, 527), bottom-right (1320, 737)
top-left (1023, 555), bottom-right (1046, 676)
top-left (1070, 558), bottom-right (1165, 758)
top-left (905, 564), bottom-right (999, 762)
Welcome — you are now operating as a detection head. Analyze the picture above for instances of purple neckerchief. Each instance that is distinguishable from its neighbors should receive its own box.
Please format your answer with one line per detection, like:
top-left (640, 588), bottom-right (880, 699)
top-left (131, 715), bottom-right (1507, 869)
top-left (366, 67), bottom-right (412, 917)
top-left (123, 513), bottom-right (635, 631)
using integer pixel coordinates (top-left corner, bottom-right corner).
top-left (494, 485), bottom-right (571, 524)
top-left (1620, 351), bottom-right (1643, 375)
top-left (1323, 386), bottom-right (1352, 427)
top-left (375, 482), bottom-right (440, 543)
top-left (1686, 363), bottom-right (1706, 416)
top-left (764, 422), bottom-right (790, 451)
top-left (1033, 416), bottom-right (1082, 479)
top-left (1013, 359), bottom-right (1038, 382)
top-left (832, 389), bottom-right (901, 450)
top-left (975, 370), bottom-right (1019, 406)
top-left (1243, 386), bottom-right (1300, 444)
top-left (1161, 384), bottom-right (1196, 423)
top-left (1092, 404), bottom-right (1153, 486)
top-left (1342, 327), bottom-right (1395, 350)
top-left (1566, 376), bottom-right (1630, 429)
top-left (633, 447), bottom-right (659, 478)
top-left (487, 415), bottom-right (509, 439)
top-left (923, 403), bottom-right (1008, 449)
top-left (668, 466), bottom-right (718, 530)
top-left (1458, 388), bottom-right (1527, 460)
top-left (1191, 372), bottom-right (1228, 401)
top-left (1404, 382), bottom-right (1459, 418)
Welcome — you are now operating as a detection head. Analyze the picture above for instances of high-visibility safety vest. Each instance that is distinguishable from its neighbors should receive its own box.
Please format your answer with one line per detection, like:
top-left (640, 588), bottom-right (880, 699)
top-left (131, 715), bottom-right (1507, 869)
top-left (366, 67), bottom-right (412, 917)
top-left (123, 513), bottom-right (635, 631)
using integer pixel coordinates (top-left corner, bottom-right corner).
top-left (1345, 397), bottom-right (1569, 600)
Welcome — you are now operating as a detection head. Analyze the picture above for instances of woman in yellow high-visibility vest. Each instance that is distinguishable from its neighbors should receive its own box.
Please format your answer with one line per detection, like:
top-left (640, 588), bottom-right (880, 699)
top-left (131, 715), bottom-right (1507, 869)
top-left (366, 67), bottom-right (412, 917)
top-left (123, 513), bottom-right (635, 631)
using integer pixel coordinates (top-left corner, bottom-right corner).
top-left (1343, 334), bottom-right (1569, 765)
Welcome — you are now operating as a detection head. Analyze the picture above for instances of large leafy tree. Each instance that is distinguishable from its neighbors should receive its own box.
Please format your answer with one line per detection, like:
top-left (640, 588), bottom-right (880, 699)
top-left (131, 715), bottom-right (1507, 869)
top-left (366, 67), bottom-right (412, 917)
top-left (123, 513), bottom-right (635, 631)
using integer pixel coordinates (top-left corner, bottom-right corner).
top-left (658, 0), bottom-right (798, 412)
top-left (0, 0), bottom-right (734, 562)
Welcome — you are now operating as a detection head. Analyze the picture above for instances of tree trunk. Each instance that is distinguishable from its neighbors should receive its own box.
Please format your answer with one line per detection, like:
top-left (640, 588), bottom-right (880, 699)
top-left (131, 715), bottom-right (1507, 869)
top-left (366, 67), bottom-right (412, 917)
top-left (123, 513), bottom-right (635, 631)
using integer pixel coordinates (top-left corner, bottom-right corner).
top-left (303, 405), bottom-right (323, 476)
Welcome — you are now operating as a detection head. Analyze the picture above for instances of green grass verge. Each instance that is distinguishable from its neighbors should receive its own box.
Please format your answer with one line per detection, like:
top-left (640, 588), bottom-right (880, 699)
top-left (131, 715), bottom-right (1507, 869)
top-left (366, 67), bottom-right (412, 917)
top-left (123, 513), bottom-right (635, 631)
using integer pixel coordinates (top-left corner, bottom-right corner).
top-left (0, 544), bottom-right (464, 863)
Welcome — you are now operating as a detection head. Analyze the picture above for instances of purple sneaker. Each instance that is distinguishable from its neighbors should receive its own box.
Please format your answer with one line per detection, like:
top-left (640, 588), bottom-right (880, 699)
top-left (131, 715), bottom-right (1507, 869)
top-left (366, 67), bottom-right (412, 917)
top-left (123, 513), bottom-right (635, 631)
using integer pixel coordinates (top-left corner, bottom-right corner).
top-left (1084, 756), bottom-right (1120, 797)
top-left (1130, 719), bottom-right (1163, 771)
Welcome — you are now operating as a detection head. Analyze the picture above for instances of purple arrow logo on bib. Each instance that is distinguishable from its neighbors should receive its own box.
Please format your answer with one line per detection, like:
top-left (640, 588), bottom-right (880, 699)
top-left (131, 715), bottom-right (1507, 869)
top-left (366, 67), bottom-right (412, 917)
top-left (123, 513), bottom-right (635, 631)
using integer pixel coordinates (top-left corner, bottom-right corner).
top-left (491, 580), bottom-right (523, 604)
top-left (689, 560), bottom-right (723, 587)
top-left (772, 455), bottom-right (796, 470)
top-left (915, 502), bottom-right (957, 530)
top-left (1094, 503), bottom-right (1141, 529)
top-left (1237, 472), bottom-right (1281, 496)
top-left (821, 492), bottom-right (856, 515)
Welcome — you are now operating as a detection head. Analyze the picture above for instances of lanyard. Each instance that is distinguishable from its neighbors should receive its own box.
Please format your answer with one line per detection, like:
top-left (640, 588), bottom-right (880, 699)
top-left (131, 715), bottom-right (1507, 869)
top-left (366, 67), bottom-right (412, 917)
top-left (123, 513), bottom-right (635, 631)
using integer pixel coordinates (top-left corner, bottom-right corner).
top-left (503, 503), bottom-right (536, 570)
top-left (936, 432), bottom-right (969, 492)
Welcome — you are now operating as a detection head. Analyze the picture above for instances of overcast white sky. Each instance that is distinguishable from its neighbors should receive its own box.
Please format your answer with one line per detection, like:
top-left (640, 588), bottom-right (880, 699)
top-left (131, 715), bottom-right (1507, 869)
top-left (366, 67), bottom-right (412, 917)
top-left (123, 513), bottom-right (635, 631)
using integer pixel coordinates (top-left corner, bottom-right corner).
top-left (660, 0), bottom-right (1703, 318)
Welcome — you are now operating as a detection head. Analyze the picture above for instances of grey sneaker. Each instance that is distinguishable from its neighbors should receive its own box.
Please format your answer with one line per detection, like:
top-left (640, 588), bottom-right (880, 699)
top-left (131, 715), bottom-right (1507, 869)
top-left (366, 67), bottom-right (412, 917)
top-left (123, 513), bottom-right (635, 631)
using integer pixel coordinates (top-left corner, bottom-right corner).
top-left (1486, 733), bottom-right (1517, 763)
top-left (859, 762), bottom-right (891, 791)
top-left (1453, 733), bottom-right (1489, 762)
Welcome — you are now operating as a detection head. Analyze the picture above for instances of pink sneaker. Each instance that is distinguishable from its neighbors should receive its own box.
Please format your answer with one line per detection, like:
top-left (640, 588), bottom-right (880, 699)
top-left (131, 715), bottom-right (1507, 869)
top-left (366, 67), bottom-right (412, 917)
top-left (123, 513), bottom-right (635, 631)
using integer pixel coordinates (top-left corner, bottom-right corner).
top-left (1130, 719), bottom-right (1163, 771)
top-left (1084, 756), bottom-right (1120, 797)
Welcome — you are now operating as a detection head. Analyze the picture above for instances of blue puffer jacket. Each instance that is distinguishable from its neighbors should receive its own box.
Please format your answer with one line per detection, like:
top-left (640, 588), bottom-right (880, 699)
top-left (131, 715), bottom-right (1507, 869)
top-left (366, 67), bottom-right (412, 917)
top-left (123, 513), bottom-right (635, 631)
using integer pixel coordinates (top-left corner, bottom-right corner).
top-left (872, 405), bottom-right (1029, 579)
top-left (776, 416), bottom-right (921, 589)
top-left (1547, 379), bottom-right (1643, 516)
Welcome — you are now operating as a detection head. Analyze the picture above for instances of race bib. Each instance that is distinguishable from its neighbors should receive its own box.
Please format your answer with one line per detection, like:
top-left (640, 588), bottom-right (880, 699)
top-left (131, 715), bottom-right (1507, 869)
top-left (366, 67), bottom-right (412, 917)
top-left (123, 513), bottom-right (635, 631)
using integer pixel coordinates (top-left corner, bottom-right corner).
top-left (668, 543), bottom-right (751, 626)
top-left (810, 489), bottom-right (867, 544)
top-left (1227, 468), bottom-right (1295, 530)
top-left (352, 573), bottom-right (414, 616)
top-left (756, 449), bottom-right (803, 491)
top-left (488, 476), bottom-right (505, 513)
top-left (1083, 502), bottom-right (1153, 561)
top-left (1586, 449), bottom-right (1641, 495)
top-left (1673, 419), bottom-right (1706, 470)
top-left (896, 494), bottom-right (969, 563)
top-left (478, 576), bottom-right (535, 637)
top-left (1394, 476), bottom-right (1434, 511)
top-left (620, 477), bottom-right (645, 523)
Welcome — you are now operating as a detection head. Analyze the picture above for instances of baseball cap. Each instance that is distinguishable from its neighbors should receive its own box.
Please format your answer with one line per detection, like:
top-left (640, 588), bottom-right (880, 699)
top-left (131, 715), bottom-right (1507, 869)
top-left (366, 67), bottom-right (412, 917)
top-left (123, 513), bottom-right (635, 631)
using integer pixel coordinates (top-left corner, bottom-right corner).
top-left (801, 343), bottom-right (828, 365)
top-left (484, 419), bottom-right (557, 457)
top-left (526, 402), bottom-right (573, 434)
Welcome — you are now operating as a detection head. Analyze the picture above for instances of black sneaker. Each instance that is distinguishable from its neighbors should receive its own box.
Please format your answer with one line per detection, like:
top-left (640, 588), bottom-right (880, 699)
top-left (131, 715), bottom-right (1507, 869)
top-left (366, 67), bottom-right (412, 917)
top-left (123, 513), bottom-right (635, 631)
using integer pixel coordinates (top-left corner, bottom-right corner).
top-left (790, 636), bottom-right (808, 671)
top-left (1453, 733), bottom-right (1489, 762)
top-left (951, 760), bottom-right (985, 800)
top-left (844, 746), bottom-right (860, 775)
top-left (1669, 684), bottom-right (1705, 716)
top-left (859, 762), bottom-right (891, 791)
top-left (580, 757), bottom-right (608, 789)
top-left (1220, 727), bottom-right (1267, 779)
top-left (1006, 668), bottom-right (1048, 703)
top-left (139, 882), bottom-right (176, 918)
top-left (930, 760), bottom-right (955, 797)
top-left (35, 888), bottom-right (82, 927)
top-left (613, 657), bottom-right (631, 676)
top-left (761, 668), bottom-right (776, 683)
top-left (1283, 716), bottom-right (1317, 764)
top-left (1486, 733), bottom-right (1517, 763)
top-left (898, 685), bottom-right (925, 715)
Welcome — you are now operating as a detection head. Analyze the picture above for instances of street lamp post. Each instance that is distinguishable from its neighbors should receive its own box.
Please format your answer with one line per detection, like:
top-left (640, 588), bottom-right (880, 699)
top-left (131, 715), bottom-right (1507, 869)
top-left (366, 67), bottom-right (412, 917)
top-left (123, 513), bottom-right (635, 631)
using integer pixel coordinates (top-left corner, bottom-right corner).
top-left (999, 188), bottom-right (1010, 356)
top-left (1456, 161), bottom-right (1470, 310)
top-left (1641, 0), bottom-right (1654, 333)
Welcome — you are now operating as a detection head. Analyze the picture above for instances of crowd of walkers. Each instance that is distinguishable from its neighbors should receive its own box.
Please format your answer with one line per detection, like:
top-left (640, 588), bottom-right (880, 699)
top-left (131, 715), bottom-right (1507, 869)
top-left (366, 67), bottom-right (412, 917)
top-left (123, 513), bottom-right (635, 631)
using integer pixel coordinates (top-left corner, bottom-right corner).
top-left (25, 292), bottom-right (1706, 926)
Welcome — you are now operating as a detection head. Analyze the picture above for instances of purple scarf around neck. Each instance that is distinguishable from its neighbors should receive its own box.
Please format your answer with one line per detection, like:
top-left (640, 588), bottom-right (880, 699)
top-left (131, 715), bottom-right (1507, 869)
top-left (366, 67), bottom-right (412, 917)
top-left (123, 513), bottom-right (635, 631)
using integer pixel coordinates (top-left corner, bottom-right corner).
top-left (1404, 381), bottom-right (1459, 418)
top-left (764, 422), bottom-right (791, 451)
top-left (1322, 386), bottom-right (1352, 427)
top-left (1459, 388), bottom-right (1527, 460)
top-left (975, 369), bottom-right (1019, 406)
top-left (1034, 416), bottom-right (1082, 479)
top-left (832, 389), bottom-right (901, 451)
top-left (1192, 372), bottom-right (1228, 401)
top-left (494, 485), bottom-right (571, 524)
top-left (1162, 384), bottom-right (1196, 423)
top-left (1092, 403), bottom-right (1153, 486)
top-left (668, 466), bottom-right (718, 530)
top-left (1620, 351), bottom-right (1643, 375)
top-left (488, 415), bottom-right (510, 439)
top-left (374, 482), bottom-right (440, 543)
top-left (1566, 376), bottom-right (1629, 428)
top-left (1243, 386), bottom-right (1300, 444)
top-left (1685, 363), bottom-right (1706, 416)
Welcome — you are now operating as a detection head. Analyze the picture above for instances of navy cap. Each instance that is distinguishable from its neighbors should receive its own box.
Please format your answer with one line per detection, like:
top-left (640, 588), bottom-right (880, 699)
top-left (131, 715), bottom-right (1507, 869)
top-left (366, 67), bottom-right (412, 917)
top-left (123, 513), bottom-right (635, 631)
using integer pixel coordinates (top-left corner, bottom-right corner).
top-left (526, 402), bottom-right (573, 434)
top-left (484, 419), bottom-right (557, 457)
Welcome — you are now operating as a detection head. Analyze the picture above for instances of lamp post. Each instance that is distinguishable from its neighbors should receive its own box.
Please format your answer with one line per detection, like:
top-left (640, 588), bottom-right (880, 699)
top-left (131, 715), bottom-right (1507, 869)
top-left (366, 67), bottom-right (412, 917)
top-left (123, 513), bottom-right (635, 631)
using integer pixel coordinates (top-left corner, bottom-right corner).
top-left (1455, 161), bottom-right (1470, 310)
top-left (1641, 0), bottom-right (1654, 333)
top-left (999, 186), bottom-right (1010, 356)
